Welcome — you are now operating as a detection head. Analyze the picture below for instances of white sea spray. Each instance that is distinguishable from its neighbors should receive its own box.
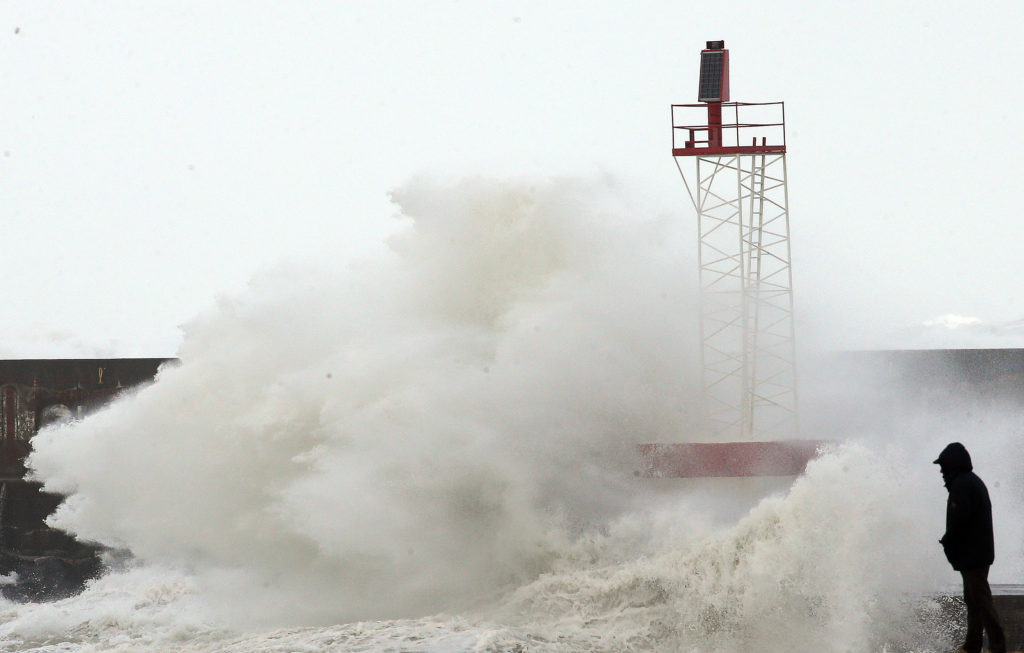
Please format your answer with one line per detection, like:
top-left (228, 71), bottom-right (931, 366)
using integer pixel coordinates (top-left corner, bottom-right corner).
top-left (15, 177), bottom-right (1022, 652)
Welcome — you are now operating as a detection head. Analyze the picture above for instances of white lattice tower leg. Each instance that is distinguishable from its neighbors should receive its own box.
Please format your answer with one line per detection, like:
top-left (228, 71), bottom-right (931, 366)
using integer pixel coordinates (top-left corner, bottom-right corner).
top-left (741, 153), bottom-right (798, 439)
top-left (680, 153), bottom-right (798, 440)
top-left (694, 154), bottom-right (747, 438)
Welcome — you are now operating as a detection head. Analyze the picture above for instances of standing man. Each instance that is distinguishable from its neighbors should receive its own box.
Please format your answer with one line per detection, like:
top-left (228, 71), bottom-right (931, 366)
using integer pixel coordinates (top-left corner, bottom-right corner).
top-left (935, 442), bottom-right (1006, 653)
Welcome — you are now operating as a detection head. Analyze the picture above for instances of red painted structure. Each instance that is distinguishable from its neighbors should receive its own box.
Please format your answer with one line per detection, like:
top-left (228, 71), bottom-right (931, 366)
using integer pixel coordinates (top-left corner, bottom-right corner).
top-left (638, 440), bottom-right (827, 479)
top-left (672, 42), bottom-right (786, 158)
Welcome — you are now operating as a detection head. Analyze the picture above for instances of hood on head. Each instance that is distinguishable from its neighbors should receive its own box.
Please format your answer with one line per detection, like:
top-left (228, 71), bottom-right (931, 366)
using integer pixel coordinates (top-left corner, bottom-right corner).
top-left (933, 442), bottom-right (973, 475)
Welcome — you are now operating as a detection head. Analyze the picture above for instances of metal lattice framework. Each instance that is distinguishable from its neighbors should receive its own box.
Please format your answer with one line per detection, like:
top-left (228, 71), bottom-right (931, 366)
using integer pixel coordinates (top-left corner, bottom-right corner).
top-left (674, 138), bottom-right (798, 441)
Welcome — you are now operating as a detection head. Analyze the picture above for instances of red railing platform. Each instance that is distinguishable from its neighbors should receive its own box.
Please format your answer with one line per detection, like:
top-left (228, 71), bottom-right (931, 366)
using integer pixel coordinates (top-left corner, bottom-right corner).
top-left (672, 101), bottom-right (786, 157)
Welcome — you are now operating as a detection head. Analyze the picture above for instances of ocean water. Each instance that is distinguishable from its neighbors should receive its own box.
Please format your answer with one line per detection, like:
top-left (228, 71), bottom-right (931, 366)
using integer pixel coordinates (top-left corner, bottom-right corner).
top-left (11, 178), bottom-right (1024, 652)
top-left (0, 443), bottom-right (977, 652)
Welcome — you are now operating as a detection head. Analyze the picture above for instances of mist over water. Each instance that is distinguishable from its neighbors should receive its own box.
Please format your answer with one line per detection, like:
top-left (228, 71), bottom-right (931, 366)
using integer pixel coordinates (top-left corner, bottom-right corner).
top-left (11, 178), bottom-right (1024, 652)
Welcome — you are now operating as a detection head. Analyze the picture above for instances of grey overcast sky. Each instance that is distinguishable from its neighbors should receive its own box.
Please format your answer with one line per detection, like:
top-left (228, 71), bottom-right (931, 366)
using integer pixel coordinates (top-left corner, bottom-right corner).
top-left (2, 1), bottom-right (1023, 357)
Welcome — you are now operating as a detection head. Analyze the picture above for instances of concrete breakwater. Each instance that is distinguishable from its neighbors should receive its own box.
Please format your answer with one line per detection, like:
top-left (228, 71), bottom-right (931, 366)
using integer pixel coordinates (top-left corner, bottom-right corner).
top-left (0, 358), bottom-right (170, 600)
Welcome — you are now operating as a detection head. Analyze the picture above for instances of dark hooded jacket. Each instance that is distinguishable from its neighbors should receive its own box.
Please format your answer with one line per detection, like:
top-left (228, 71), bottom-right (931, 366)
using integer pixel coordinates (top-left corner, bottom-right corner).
top-left (936, 442), bottom-right (994, 571)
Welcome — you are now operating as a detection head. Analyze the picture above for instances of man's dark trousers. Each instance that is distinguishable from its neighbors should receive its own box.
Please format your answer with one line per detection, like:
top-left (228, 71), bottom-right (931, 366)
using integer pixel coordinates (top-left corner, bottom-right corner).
top-left (961, 566), bottom-right (1006, 653)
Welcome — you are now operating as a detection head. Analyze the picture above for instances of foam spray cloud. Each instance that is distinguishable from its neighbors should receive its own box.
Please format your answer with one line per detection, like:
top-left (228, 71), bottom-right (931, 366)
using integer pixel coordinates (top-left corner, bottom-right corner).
top-left (27, 177), bottom-right (699, 626)
top-left (22, 177), bottom-right (1024, 652)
